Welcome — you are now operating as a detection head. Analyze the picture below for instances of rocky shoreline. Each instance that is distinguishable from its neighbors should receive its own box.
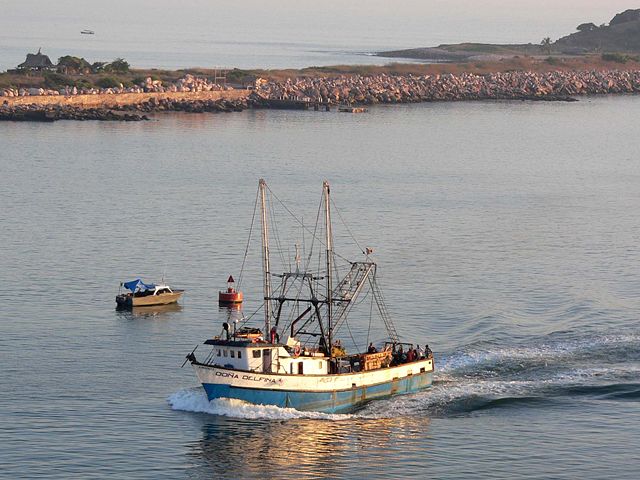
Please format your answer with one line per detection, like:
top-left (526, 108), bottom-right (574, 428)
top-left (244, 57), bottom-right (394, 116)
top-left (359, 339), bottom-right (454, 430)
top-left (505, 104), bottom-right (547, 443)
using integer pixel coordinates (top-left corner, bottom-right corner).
top-left (3, 69), bottom-right (640, 121)
top-left (115, 96), bottom-right (249, 114)
top-left (0, 103), bottom-right (149, 122)
top-left (253, 69), bottom-right (640, 104)
top-left (0, 97), bottom-right (251, 122)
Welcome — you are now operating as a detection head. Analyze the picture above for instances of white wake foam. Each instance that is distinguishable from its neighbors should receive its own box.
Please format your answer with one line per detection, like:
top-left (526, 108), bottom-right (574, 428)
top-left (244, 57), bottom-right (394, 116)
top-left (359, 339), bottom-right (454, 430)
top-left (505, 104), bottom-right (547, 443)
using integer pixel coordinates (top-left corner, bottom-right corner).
top-left (167, 387), bottom-right (352, 421)
top-left (363, 364), bottom-right (640, 417)
top-left (437, 333), bottom-right (640, 374)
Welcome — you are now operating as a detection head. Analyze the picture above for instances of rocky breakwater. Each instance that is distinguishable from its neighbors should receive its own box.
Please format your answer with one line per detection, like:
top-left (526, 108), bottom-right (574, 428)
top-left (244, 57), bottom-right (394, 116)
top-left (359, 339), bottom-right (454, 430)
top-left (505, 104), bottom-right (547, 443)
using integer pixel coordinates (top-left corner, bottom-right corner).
top-left (0, 94), bottom-right (250, 122)
top-left (254, 69), bottom-right (640, 104)
top-left (116, 95), bottom-right (249, 114)
top-left (0, 103), bottom-right (148, 122)
top-left (1, 72), bottom-right (251, 121)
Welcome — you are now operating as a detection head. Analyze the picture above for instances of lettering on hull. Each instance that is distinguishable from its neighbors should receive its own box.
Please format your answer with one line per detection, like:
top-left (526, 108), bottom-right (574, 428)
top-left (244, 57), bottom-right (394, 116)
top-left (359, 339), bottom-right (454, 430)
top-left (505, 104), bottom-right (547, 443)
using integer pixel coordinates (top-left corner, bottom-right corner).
top-left (213, 370), bottom-right (283, 384)
top-left (242, 374), bottom-right (279, 384)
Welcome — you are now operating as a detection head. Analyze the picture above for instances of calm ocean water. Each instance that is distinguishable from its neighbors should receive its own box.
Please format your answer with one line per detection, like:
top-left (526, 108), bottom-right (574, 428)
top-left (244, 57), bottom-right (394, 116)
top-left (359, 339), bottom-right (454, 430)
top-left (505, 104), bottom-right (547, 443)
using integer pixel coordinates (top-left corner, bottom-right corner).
top-left (1, 97), bottom-right (639, 478)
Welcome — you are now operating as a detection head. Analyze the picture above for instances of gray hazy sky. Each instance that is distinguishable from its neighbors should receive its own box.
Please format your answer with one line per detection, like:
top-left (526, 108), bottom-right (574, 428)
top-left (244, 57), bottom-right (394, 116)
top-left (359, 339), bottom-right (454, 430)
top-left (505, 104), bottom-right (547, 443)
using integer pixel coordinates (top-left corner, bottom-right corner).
top-left (1, 1), bottom-right (637, 69)
top-left (2, 1), bottom-right (636, 44)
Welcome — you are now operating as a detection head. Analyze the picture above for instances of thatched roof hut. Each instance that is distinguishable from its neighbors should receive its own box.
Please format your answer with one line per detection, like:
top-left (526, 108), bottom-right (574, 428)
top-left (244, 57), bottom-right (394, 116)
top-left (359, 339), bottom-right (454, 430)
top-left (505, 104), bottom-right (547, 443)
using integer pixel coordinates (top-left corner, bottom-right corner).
top-left (17, 48), bottom-right (54, 70)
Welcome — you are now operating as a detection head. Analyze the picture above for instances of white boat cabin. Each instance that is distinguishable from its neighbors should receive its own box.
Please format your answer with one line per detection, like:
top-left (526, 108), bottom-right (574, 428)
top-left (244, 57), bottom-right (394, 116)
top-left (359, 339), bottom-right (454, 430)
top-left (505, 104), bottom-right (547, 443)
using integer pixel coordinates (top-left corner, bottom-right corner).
top-left (202, 338), bottom-right (329, 375)
top-left (133, 284), bottom-right (175, 297)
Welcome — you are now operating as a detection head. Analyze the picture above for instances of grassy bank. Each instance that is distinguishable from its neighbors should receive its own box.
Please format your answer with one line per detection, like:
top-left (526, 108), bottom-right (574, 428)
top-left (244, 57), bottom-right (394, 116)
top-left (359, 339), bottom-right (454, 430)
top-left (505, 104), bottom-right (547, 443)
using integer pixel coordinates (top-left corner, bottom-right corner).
top-left (3, 54), bottom-right (640, 92)
top-left (254, 54), bottom-right (640, 80)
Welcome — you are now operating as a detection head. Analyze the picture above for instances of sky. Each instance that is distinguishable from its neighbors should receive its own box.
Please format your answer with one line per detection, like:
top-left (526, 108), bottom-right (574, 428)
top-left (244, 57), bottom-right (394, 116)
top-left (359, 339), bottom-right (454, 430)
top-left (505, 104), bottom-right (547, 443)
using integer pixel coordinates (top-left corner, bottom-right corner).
top-left (0, 1), bottom-right (637, 69)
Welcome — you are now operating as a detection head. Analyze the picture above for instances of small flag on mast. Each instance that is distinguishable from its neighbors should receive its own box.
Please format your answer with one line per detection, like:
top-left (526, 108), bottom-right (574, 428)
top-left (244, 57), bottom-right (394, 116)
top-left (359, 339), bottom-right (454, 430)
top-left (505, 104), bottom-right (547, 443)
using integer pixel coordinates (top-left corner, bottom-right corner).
top-left (365, 247), bottom-right (374, 255)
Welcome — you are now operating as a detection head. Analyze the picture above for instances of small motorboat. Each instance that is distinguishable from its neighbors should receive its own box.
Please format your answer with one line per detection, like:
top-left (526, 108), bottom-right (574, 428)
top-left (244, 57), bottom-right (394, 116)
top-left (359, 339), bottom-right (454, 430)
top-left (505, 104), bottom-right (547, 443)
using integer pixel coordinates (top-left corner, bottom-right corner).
top-left (81, 29), bottom-right (95, 35)
top-left (218, 275), bottom-right (243, 305)
top-left (116, 279), bottom-right (184, 308)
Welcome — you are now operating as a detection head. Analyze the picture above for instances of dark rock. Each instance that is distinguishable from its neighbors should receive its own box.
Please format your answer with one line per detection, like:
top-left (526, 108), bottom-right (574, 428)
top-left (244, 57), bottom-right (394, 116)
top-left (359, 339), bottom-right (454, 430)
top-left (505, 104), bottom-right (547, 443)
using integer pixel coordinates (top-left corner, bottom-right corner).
top-left (610, 9), bottom-right (640, 26)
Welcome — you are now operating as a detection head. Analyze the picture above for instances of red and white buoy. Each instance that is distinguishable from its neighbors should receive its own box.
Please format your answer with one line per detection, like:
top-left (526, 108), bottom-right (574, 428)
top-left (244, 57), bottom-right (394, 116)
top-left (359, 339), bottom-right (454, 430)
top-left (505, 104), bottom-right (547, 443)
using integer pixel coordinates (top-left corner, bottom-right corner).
top-left (218, 275), bottom-right (243, 305)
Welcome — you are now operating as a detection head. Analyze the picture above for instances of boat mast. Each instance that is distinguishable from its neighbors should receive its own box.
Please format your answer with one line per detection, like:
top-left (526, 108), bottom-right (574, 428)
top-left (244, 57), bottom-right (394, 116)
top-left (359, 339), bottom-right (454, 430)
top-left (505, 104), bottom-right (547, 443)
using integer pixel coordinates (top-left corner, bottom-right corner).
top-left (259, 179), bottom-right (272, 337)
top-left (323, 180), bottom-right (333, 356)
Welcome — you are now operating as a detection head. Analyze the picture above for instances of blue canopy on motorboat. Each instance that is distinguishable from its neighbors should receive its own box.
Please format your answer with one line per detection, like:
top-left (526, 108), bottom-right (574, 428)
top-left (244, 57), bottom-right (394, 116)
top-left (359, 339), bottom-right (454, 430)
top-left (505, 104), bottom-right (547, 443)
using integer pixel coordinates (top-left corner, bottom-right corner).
top-left (122, 279), bottom-right (155, 293)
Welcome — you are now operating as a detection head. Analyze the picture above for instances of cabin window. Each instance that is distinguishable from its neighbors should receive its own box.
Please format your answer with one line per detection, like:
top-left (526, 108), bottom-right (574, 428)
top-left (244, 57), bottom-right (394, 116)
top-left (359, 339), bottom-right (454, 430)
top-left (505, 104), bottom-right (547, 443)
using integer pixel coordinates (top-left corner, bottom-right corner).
top-left (319, 361), bottom-right (323, 369)
top-left (230, 350), bottom-right (235, 358)
top-left (298, 362), bottom-right (304, 374)
top-left (223, 350), bottom-right (228, 357)
top-left (264, 349), bottom-right (270, 356)
top-left (253, 350), bottom-right (261, 358)
top-left (238, 351), bottom-right (242, 359)
top-left (217, 349), bottom-right (221, 357)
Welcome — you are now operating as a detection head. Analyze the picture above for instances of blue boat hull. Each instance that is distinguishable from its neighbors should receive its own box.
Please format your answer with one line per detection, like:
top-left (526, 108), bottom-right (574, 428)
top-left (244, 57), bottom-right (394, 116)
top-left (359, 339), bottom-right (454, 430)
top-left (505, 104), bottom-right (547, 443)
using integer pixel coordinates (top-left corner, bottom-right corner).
top-left (202, 371), bottom-right (433, 414)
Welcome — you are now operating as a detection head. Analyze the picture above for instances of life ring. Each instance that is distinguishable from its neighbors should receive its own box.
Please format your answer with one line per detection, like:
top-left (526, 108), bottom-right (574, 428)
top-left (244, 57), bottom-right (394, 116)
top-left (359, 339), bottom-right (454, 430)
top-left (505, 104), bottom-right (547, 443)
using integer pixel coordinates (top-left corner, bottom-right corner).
top-left (293, 345), bottom-right (301, 357)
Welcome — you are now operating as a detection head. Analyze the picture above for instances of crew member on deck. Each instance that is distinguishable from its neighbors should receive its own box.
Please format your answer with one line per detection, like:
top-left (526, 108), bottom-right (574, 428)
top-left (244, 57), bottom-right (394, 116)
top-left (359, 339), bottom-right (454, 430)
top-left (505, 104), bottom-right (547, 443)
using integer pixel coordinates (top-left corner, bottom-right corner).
top-left (368, 342), bottom-right (377, 353)
top-left (407, 347), bottom-right (415, 362)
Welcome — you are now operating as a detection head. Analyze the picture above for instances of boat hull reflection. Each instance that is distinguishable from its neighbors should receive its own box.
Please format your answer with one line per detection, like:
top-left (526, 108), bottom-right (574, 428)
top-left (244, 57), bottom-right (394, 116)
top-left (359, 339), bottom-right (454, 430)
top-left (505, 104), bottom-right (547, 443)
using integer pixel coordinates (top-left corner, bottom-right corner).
top-left (117, 303), bottom-right (183, 319)
top-left (192, 414), bottom-right (432, 478)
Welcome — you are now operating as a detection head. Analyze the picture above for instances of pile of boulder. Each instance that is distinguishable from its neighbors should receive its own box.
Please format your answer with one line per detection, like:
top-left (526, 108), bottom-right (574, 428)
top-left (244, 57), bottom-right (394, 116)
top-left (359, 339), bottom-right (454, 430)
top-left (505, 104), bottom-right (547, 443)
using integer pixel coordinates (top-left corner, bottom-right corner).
top-left (2, 87), bottom-right (63, 97)
top-left (0, 90), bottom-right (249, 122)
top-left (0, 103), bottom-right (148, 122)
top-left (174, 74), bottom-right (225, 92)
top-left (254, 69), bottom-right (640, 104)
top-left (116, 96), bottom-right (247, 113)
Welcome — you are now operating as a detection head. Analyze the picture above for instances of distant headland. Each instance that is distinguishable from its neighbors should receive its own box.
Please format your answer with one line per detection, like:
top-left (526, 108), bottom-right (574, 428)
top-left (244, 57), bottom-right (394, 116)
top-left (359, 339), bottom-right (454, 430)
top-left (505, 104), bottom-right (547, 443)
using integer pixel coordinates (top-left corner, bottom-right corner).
top-left (377, 8), bottom-right (640, 62)
top-left (3, 8), bottom-right (640, 121)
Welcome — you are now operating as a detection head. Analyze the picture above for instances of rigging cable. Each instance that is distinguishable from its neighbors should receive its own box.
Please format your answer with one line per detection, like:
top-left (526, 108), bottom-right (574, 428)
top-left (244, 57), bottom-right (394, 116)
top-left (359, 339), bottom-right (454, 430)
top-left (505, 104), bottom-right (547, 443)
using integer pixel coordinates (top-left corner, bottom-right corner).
top-left (266, 183), bottom-right (352, 263)
top-left (366, 285), bottom-right (375, 347)
top-left (237, 186), bottom-right (260, 289)
top-left (331, 197), bottom-right (367, 255)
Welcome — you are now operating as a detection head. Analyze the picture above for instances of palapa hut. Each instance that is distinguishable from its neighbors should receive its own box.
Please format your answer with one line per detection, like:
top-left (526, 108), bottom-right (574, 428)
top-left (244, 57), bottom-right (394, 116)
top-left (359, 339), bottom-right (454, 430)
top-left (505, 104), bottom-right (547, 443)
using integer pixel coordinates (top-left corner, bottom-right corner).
top-left (17, 48), bottom-right (55, 71)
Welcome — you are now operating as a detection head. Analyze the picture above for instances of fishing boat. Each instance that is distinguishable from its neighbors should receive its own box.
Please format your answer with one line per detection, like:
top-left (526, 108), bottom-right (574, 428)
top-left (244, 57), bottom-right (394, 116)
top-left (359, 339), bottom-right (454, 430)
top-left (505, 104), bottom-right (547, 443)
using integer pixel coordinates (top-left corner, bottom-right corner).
top-left (185, 180), bottom-right (434, 413)
top-left (116, 279), bottom-right (184, 308)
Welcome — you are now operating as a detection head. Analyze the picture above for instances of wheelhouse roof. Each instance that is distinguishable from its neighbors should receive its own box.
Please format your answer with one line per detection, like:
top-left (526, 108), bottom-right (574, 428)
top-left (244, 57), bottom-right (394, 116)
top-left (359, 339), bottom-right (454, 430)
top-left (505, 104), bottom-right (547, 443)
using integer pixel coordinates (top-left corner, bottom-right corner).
top-left (204, 339), bottom-right (283, 348)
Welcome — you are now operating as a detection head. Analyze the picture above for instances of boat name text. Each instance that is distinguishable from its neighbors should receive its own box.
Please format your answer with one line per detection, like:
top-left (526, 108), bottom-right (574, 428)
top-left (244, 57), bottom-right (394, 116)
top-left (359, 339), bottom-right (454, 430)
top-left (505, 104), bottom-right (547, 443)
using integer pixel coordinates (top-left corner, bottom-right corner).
top-left (215, 371), bottom-right (278, 384)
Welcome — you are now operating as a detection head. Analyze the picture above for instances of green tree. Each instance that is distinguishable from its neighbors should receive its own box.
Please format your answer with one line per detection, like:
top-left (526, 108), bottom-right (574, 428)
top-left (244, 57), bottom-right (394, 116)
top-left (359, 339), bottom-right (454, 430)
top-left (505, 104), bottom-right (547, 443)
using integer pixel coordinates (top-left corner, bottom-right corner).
top-left (57, 55), bottom-right (91, 74)
top-left (105, 58), bottom-right (130, 73)
top-left (577, 22), bottom-right (597, 32)
top-left (91, 61), bottom-right (106, 73)
top-left (540, 37), bottom-right (553, 55)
